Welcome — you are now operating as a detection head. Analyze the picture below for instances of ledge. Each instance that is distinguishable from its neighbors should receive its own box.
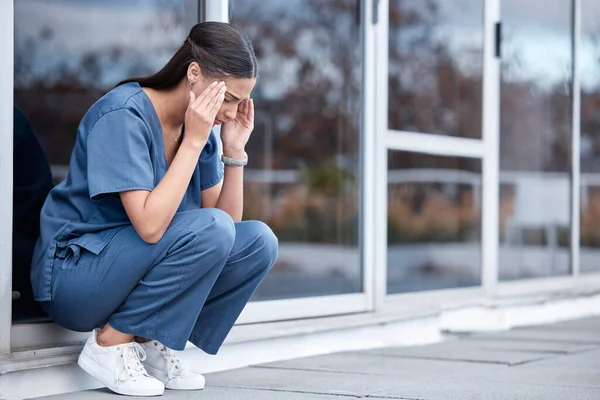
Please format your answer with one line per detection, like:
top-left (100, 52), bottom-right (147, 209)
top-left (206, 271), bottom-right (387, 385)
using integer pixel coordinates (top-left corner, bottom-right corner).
top-left (3, 280), bottom-right (600, 375)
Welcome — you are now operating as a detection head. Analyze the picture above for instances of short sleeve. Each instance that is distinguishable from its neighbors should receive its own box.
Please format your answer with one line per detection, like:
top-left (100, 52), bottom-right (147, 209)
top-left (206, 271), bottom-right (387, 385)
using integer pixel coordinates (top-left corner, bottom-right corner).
top-left (199, 130), bottom-right (224, 190)
top-left (87, 109), bottom-right (155, 200)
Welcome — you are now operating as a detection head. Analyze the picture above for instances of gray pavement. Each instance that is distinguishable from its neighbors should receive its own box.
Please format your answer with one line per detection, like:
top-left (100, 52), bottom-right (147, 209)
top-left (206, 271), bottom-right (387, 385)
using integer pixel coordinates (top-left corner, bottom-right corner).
top-left (35, 317), bottom-right (600, 399)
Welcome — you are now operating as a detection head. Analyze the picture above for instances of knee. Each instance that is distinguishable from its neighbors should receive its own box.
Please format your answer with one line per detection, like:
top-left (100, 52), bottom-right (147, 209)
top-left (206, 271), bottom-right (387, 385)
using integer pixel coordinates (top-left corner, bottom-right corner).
top-left (203, 208), bottom-right (236, 252)
top-left (245, 221), bottom-right (279, 269)
top-left (185, 208), bottom-right (236, 257)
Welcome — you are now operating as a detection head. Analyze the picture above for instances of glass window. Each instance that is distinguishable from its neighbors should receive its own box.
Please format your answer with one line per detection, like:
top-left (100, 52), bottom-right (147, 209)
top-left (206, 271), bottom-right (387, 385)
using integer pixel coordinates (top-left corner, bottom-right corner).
top-left (387, 151), bottom-right (481, 294)
top-left (12, 0), bottom-right (187, 323)
top-left (388, 0), bottom-right (484, 137)
top-left (580, 0), bottom-right (600, 274)
top-left (498, 0), bottom-right (572, 281)
top-left (230, 0), bottom-right (363, 300)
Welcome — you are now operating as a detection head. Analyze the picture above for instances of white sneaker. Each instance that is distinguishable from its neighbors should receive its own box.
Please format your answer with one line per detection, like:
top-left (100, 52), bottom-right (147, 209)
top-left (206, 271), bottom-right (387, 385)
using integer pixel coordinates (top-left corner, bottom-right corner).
top-left (140, 340), bottom-right (206, 390)
top-left (77, 330), bottom-right (165, 397)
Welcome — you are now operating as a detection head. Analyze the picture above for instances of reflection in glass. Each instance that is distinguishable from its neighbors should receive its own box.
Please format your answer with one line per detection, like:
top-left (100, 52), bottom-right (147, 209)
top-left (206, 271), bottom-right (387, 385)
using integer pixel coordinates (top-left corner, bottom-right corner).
top-left (12, 106), bottom-right (53, 323)
top-left (13, 0), bottom-right (186, 322)
top-left (15, 0), bottom-right (186, 169)
top-left (388, 0), bottom-right (484, 137)
top-left (387, 152), bottom-right (481, 294)
top-left (230, 0), bottom-right (363, 299)
top-left (499, 0), bottom-right (572, 280)
top-left (580, 0), bottom-right (600, 273)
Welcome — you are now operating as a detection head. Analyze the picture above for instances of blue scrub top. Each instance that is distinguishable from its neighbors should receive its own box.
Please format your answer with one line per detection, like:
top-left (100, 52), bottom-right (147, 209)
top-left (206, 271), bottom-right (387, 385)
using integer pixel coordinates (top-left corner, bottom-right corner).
top-left (31, 82), bottom-right (224, 302)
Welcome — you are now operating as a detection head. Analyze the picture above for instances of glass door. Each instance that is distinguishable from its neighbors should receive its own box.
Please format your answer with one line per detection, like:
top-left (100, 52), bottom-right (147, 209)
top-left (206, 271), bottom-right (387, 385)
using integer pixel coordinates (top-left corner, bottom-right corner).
top-left (498, 0), bottom-right (574, 281)
top-left (9, 0), bottom-right (198, 351)
top-left (6, 0), bottom-right (374, 353)
top-left (580, 0), bottom-right (600, 275)
top-left (229, 0), bottom-right (364, 301)
top-left (375, 0), bottom-right (497, 298)
top-left (226, 0), bottom-right (372, 322)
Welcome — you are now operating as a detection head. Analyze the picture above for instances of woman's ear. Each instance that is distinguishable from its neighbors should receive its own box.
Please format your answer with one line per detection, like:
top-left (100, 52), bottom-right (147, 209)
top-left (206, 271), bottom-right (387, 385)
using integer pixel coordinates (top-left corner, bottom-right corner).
top-left (187, 62), bottom-right (201, 85)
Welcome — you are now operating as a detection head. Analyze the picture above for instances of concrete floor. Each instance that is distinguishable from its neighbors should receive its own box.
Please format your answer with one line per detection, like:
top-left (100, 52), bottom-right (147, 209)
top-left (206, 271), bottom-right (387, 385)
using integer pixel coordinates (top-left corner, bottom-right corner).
top-left (34, 316), bottom-right (600, 399)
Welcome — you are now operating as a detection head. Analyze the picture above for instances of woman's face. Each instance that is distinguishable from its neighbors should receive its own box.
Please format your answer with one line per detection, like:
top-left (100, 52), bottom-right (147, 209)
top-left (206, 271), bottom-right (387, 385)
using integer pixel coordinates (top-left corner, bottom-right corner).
top-left (189, 67), bottom-right (256, 126)
top-left (211, 76), bottom-right (256, 126)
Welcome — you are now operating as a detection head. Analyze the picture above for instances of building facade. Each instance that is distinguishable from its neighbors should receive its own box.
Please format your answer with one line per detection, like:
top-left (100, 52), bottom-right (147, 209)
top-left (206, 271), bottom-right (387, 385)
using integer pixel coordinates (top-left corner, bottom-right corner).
top-left (2, 0), bottom-right (600, 389)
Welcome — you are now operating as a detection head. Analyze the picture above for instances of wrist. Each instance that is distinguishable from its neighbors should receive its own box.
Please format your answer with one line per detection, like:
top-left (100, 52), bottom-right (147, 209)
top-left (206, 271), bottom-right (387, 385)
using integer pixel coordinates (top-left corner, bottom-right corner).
top-left (181, 135), bottom-right (207, 151)
top-left (222, 146), bottom-right (246, 159)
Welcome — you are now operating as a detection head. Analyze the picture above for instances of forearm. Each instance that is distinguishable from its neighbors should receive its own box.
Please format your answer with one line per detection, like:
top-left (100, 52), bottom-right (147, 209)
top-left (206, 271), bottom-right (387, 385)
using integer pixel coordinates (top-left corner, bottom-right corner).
top-left (214, 97), bottom-right (254, 221)
top-left (215, 147), bottom-right (245, 221)
top-left (215, 165), bottom-right (244, 222)
top-left (130, 138), bottom-right (205, 241)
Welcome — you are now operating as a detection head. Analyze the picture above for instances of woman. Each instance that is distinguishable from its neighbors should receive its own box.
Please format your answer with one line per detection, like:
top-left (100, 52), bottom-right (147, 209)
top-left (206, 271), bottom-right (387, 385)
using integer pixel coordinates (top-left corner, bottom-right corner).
top-left (30, 22), bottom-right (278, 397)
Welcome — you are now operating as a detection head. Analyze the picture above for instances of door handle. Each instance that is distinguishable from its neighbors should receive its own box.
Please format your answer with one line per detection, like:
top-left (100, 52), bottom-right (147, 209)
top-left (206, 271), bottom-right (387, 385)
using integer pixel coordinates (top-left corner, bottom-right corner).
top-left (495, 22), bottom-right (502, 58)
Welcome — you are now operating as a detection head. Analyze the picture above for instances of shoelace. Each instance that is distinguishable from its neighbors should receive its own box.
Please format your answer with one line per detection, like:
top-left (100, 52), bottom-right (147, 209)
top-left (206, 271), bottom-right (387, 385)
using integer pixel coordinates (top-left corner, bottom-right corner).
top-left (157, 343), bottom-right (186, 379)
top-left (116, 342), bottom-right (149, 383)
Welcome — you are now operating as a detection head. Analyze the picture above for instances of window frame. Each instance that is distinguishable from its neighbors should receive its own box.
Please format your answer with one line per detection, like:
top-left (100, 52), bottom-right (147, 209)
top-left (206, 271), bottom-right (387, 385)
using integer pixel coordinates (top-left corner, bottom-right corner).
top-left (2, 0), bottom-right (374, 356)
top-left (375, 0), bottom-right (494, 300)
top-left (0, 0), bottom-right (14, 355)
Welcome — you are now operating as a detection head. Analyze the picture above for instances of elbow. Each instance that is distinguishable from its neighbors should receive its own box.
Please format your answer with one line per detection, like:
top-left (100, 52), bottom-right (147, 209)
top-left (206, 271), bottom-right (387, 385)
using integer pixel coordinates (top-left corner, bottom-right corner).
top-left (137, 225), bottom-right (165, 245)
top-left (140, 233), bottom-right (162, 245)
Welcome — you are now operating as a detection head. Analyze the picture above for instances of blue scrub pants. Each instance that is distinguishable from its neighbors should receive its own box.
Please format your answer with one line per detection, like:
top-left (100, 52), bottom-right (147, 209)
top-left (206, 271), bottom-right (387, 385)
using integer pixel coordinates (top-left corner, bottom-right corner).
top-left (42, 209), bottom-right (278, 353)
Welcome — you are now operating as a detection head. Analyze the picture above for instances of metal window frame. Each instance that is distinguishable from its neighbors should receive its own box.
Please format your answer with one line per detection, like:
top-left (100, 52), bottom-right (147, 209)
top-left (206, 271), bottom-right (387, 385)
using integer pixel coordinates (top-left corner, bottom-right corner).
top-left (381, 0), bottom-right (590, 301)
top-left (571, 0), bottom-right (581, 276)
top-left (204, 0), bottom-right (228, 22)
top-left (218, 0), bottom-right (373, 322)
top-left (5, 0), bottom-right (375, 354)
top-left (373, 0), bottom-right (390, 308)
top-left (0, 0), bottom-right (14, 355)
top-left (363, 0), bottom-right (379, 310)
top-left (5, 0), bottom-right (211, 354)
top-left (387, 131), bottom-right (485, 158)
top-left (380, 0), bottom-right (493, 300)
top-left (2, 0), bottom-right (591, 361)
top-left (481, 0), bottom-right (501, 296)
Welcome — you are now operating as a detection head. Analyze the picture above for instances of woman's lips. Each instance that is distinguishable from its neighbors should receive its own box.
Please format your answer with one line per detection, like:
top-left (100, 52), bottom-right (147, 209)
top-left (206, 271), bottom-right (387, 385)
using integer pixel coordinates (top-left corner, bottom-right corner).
top-left (214, 119), bottom-right (223, 125)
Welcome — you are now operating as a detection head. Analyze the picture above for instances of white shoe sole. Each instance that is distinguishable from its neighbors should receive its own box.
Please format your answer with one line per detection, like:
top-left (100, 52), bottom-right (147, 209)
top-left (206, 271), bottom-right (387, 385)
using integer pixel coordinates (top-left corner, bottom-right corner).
top-left (143, 363), bottom-right (205, 391)
top-left (78, 351), bottom-right (164, 397)
top-left (165, 378), bottom-right (206, 391)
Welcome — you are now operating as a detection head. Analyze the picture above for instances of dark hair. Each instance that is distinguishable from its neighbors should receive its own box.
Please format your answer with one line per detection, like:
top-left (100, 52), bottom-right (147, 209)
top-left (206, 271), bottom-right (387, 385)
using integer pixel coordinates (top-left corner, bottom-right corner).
top-left (118, 22), bottom-right (257, 89)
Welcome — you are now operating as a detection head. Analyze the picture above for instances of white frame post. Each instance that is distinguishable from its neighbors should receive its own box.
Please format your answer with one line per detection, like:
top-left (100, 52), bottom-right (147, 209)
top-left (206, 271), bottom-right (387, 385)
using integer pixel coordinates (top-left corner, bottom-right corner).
top-left (362, 0), bottom-right (377, 310)
top-left (374, 0), bottom-right (390, 304)
top-left (481, 0), bottom-right (501, 297)
top-left (571, 0), bottom-right (581, 277)
top-left (0, 0), bottom-right (14, 354)
top-left (204, 0), bottom-right (228, 22)
top-left (382, 0), bottom-right (489, 301)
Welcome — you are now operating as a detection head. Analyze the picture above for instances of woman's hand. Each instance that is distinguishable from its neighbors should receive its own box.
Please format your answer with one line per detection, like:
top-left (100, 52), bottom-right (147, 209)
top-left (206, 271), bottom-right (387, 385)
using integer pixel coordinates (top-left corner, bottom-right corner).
top-left (184, 81), bottom-right (226, 148)
top-left (220, 98), bottom-right (254, 158)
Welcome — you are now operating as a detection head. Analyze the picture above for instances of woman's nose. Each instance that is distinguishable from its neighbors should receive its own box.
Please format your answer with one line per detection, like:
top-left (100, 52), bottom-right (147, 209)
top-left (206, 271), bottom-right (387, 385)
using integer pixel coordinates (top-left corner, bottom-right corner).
top-left (224, 106), bottom-right (237, 121)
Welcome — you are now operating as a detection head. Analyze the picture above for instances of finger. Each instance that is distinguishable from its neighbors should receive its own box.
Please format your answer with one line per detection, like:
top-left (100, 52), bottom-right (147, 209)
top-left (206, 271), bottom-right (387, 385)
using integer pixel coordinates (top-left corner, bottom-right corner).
top-left (210, 90), bottom-right (226, 116)
top-left (195, 81), bottom-right (222, 108)
top-left (196, 81), bottom-right (222, 108)
top-left (238, 99), bottom-right (247, 119)
top-left (248, 98), bottom-right (254, 124)
top-left (199, 81), bottom-right (226, 110)
top-left (244, 99), bottom-right (252, 118)
top-left (193, 81), bottom-right (215, 106)
top-left (207, 85), bottom-right (226, 111)
top-left (187, 91), bottom-right (196, 110)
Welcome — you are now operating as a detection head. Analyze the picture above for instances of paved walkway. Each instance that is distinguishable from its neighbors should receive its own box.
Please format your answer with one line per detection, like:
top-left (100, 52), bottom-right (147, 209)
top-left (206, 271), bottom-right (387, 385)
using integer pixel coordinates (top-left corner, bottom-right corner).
top-left (37, 316), bottom-right (600, 399)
